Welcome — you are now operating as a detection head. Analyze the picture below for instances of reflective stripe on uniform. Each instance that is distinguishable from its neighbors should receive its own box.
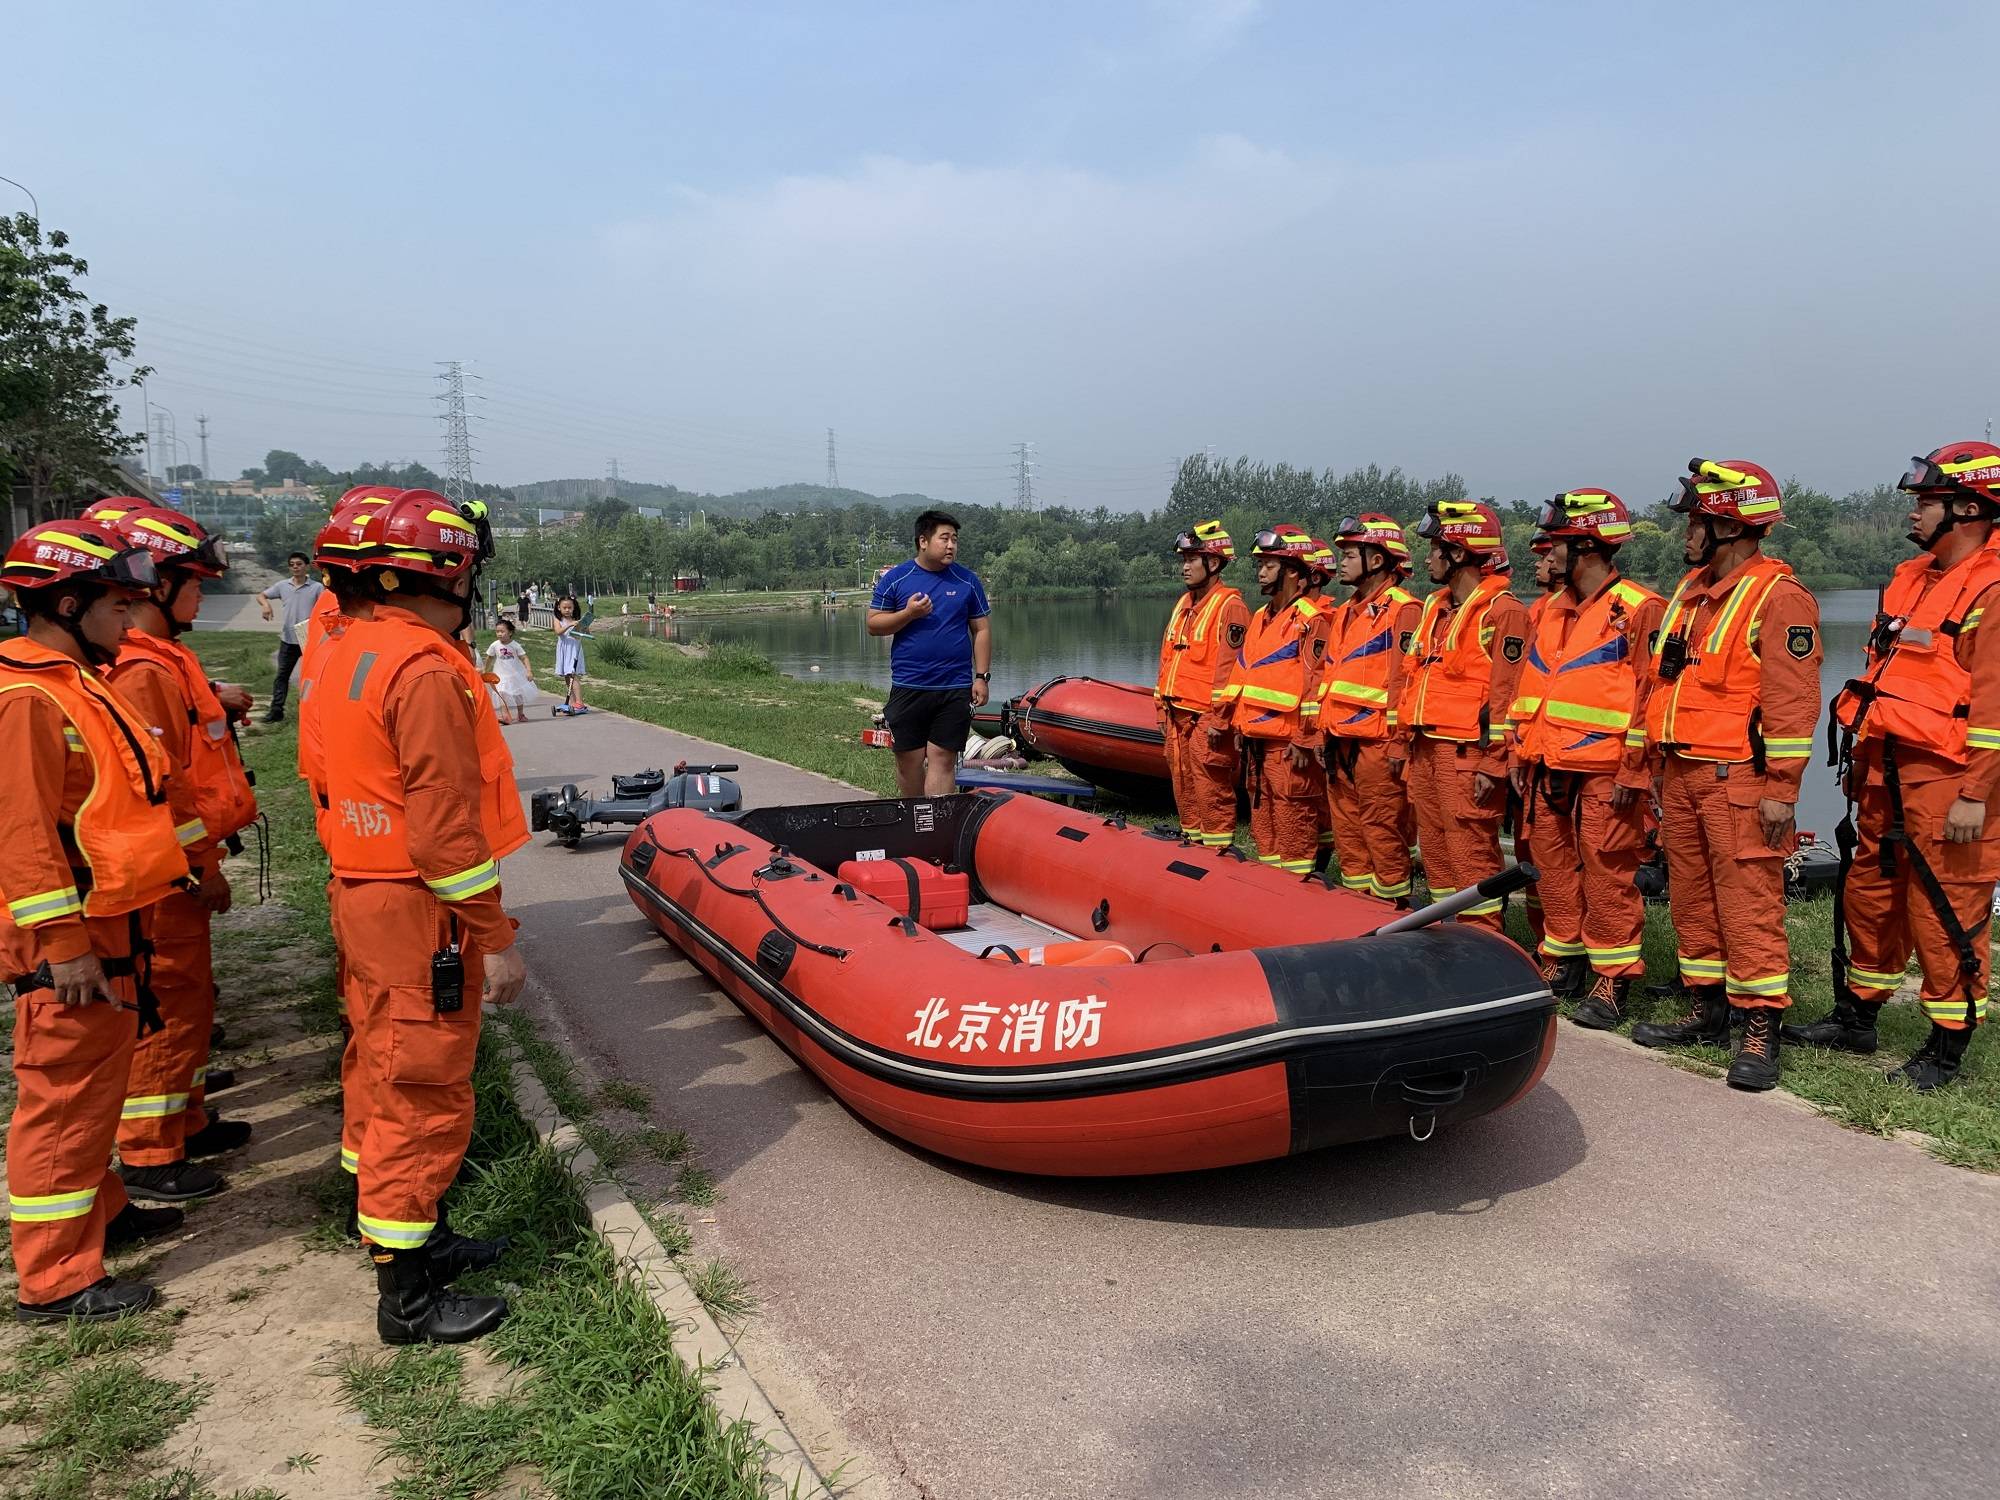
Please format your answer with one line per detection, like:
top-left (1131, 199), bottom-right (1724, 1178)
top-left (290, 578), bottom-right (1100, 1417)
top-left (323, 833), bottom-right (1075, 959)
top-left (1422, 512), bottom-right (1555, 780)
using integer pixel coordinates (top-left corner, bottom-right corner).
top-left (340, 1147), bottom-right (360, 1174)
top-left (1968, 727), bottom-right (2000, 751)
top-left (61, 726), bottom-right (85, 753)
top-left (1541, 937), bottom-right (1587, 957)
top-left (1587, 943), bottom-right (1643, 965)
top-left (1236, 684), bottom-right (1302, 710)
top-left (1371, 876), bottom-right (1412, 899)
top-left (1544, 699), bottom-right (1630, 730)
top-left (8, 1187), bottom-right (98, 1222)
top-left (357, 1213), bottom-right (435, 1249)
top-left (1676, 956), bottom-right (1727, 980)
top-left (1324, 679), bottom-right (1389, 705)
top-left (1844, 964), bottom-right (1908, 991)
top-left (1921, 995), bottom-right (1989, 1023)
top-left (1725, 972), bottom-right (1790, 997)
top-left (7, 886), bottom-right (83, 926)
top-left (122, 1092), bottom-right (191, 1119)
top-left (175, 818), bottom-right (206, 847)
top-left (1763, 736), bottom-right (1814, 759)
top-left (425, 860), bottom-right (499, 901)
top-left (1460, 898), bottom-right (1502, 917)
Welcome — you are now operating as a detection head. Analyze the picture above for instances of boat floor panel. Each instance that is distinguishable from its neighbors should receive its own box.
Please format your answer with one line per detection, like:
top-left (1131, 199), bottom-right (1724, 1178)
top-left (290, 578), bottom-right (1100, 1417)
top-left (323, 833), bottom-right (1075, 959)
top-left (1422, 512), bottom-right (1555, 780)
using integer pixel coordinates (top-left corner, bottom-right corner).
top-left (935, 903), bottom-right (1077, 954)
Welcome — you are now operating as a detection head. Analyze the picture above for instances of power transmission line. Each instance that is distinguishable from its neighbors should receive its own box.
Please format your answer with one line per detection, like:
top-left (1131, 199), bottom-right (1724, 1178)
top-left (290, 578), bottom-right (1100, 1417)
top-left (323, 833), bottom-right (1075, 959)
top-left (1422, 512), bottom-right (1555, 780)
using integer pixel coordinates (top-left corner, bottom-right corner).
top-left (434, 361), bottom-right (478, 504)
top-left (1013, 441), bottom-right (1036, 510)
top-left (607, 456), bottom-right (620, 498)
top-left (826, 428), bottom-right (840, 489)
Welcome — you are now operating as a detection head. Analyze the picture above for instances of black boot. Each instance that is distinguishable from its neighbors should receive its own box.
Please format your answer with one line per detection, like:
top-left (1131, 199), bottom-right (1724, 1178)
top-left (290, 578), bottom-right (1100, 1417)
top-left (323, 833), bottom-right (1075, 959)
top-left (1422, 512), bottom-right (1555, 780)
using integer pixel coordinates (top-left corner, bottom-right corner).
top-left (374, 1249), bottom-right (507, 1346)
top-left (119, 1159), bottom-right (227, 1203)
top-left (104, 1202), bottom-right (185, 1250)
top-left (1783, 1000), bottom-right (1882, 1055)
top-left (210, 1022), bottom-right (226, 1050)
top-left (1891, 1024), bottom-right (1974, 1093)
top-left (426, 1227), bottom-right (510, 1284)
top-left (183, 1113), bottom-right (252, 1158)
top-left (203, 1067), bottom-right (237, 1094)
top-left (1538, 953), bottom-right (1587, 1001)
top-left (1632, 985), bottom-right (1730, 1049)
top-left (1571, 973), bottom-right (1629, 1030)
top-left (1727, 1009), bottom-right (1782, 1091)
top-left (16, 1276), bottom-right (155, 1325)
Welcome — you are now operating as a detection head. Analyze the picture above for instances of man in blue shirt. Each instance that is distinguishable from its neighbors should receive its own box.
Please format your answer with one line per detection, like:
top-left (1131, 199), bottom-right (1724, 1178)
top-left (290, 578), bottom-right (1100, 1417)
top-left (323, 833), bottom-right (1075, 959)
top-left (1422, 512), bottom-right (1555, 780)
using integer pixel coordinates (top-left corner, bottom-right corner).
top-left (868, 510), bottom-right (993, 797)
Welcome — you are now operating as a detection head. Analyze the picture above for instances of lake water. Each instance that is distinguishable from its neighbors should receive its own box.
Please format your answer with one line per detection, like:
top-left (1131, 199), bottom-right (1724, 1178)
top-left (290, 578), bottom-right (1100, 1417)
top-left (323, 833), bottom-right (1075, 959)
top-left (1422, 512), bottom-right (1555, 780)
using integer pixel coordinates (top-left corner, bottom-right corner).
top-left (629, 587), bottom-right (1882, 835)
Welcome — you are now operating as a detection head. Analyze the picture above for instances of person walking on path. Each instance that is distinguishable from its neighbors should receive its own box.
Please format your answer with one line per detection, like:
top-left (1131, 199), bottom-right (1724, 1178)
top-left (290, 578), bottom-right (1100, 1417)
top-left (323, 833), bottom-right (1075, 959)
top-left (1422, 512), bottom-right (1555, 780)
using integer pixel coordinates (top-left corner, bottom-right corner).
top-left (1319, 514), bottom-right (1421, 904)
top-left (1155, 521), bottom-right (1248, 847)
top-left (552, 596), bottom-right (588, 715)
top-left (1393, 501), bottom-right (1529, 933)
top-left (1804, 441), bottom-right (2000, 1090)
top-left (1629, 459), bottom-right (1820, 1091)
top-left (257, 551), bottom-right (324, 723)
top-left (1218, 525), bottom-right (1329, 873)
top-left (1508, 491), bottom-right (1665, 1025)
top-left (868, 510), bottom-right (992, 797)
top-left (1, 520), bottom-right (192, 1323)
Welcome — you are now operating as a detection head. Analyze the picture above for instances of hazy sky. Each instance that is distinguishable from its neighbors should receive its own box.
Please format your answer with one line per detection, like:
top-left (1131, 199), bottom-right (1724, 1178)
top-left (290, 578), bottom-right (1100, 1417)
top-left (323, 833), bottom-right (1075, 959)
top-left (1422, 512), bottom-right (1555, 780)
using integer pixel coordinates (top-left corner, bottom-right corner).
top-left (7, 1), bottom-right (1996, 510)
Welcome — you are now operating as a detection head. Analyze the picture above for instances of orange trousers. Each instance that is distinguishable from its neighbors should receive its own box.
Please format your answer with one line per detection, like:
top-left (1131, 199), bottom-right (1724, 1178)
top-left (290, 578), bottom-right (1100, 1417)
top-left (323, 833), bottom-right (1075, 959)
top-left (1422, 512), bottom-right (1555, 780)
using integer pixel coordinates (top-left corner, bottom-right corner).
top-left (1244, 740), bottom-right (1327, 874)
top-left (1521, 771), bottom-right (1648, 979)
top-left (329, 878), bottom-right (484, 1251)
top-left (1660, 757), bottom-right (1791, 1009)
top-left (1161, 707), bottom-right (1238, 847)
top-left (1842, 776), bottom-right (1995, 1029)
top-left (116, 889), bottom-right (213, 1166)
top-left (8, 915), bottom-right (139, 1305)
top-left (1406, 736), bottom-right (1507, 934)
top-left (1326, 739), bottom-right (1413, 902)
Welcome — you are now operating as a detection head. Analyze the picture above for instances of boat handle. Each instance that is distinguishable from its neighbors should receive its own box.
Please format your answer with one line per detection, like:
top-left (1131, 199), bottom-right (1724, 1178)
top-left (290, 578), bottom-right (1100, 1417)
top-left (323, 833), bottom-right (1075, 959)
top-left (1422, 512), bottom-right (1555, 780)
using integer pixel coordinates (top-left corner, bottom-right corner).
top-left (1400, 1071), bottom-right (1471, 1111)
top-left (1090, 899), bottom-right (1110, 933)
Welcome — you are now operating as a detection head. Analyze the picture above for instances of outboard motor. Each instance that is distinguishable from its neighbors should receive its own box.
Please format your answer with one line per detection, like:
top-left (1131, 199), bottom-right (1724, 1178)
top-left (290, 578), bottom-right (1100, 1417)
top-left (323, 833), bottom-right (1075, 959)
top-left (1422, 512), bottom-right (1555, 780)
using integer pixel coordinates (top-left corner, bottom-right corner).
top-left (530, 761), bottom-right (742, 848)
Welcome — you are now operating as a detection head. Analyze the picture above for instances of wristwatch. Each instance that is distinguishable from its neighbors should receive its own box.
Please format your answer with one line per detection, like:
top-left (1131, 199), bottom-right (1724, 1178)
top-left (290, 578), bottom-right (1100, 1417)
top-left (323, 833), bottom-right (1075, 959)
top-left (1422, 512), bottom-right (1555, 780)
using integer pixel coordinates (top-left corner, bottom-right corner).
top-left (974, 672), bottom-right (991, 682)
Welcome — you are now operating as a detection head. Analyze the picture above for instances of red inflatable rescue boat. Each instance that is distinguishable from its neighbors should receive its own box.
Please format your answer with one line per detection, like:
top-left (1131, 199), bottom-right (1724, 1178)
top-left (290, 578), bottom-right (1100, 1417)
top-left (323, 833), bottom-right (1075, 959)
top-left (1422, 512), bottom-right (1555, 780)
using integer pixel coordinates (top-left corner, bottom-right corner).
top-left (620, 791), bottom-right (1555, 1176)
top-left (1011, 675), bottom-right (1170, 796)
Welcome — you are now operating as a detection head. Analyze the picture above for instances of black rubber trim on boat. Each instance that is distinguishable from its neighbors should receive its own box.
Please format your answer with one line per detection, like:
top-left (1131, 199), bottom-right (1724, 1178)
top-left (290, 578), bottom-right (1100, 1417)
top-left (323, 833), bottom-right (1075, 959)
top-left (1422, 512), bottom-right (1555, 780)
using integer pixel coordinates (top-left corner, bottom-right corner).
top-left (1056, 827), bottom-right (1088, 843)
top-left (619, 864), bottom-right (1553, 1103)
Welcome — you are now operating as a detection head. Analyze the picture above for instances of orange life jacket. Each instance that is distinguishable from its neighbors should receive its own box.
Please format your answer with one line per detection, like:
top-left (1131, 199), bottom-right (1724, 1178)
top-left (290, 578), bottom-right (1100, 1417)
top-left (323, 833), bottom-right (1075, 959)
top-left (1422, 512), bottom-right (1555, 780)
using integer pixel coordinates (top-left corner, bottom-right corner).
top-left (1513, 575), bottom-right (1661, 772)
top-left (110, 631), bottom-right (259, 846)
top-left (310, 613), bottom-right (529, 885)
top-left (1832, 544), bottom-right (2000, 766)
top-left (1644, 556), bottom-right (1795, 762)
top-left (1220, 596), bottom-right (1324, 741)
top-left (1155, 584), bottom-right (1242, 711)
top-left (1401, 574), bottom-right (1512, 743)
top-left (0, 639), bottom-right (189, 920)
top-left (1319, 582), bottom-right (1417, 742)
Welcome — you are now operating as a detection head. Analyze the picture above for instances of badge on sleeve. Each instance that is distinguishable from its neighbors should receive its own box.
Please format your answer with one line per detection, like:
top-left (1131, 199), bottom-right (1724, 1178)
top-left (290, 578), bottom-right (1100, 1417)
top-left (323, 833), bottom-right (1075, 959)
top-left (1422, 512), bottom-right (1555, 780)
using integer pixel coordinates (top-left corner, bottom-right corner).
top-left (1786, 624), bottom-right (1816, 660)
top-left (1501, 636), bottom-right (1525, 663)
top-left (1399, 630), bottom-right (1415, 654)
top-left (1226, 621), bottom-right (1246, 650)
top-left (1648, 629), bottom-right (1660, 654)
top-left (1311, 635), bottom-right (1327, 664)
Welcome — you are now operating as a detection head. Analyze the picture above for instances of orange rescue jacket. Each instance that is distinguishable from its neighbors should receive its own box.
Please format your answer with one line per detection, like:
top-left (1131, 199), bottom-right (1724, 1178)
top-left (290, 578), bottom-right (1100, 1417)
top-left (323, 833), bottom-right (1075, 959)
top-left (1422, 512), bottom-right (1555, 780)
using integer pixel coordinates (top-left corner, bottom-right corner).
top-left (1644, 556), bottom-right (1796, 763)
top-left (1320, 582), bottom-right (1418, 742)
top-left (1833, 544), bottom-right (2000, 767)
top-left (110, 631), bottom-right (259, 845)
top-left (1513, 576), bottom-right (1662, 772)
top-left (1401, 574), bottom-right (1513, 743)
top-left (1220, 596), bottom-right (1325, 743)
top-left (0, 639), bottom-right (189, 922)
top-left (1155, 584), bottom-right (1246, 712)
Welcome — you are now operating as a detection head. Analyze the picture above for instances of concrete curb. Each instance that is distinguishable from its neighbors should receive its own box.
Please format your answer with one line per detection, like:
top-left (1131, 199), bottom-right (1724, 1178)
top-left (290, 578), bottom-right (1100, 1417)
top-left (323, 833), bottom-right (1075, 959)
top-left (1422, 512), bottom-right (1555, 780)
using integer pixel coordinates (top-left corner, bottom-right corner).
top-left (501, 1044), bottom-right (839, 1497)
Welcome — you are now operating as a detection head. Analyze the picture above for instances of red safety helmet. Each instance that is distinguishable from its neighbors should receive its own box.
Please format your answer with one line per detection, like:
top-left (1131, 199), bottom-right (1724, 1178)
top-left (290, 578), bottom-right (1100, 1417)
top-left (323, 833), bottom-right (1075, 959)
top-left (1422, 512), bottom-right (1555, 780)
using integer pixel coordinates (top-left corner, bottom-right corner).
top-left (1414, 500), bottom-right (1505, 566)
top-left (1333, 512), bottom-right (1413, 571)
top-left (314, 488), bottom-right (487, 581)
top-left (1529, 529), bottom-right (1554, 555)
top-left (1305, 539), bottom-right (1336, 584)
top-left (1536, 488), bottom-right (1633, 547)
top-left (1250, 523), bottom-right (1317, 563)
top-left (80, 498), bottom-right (228, 578)
top-left (2, 520), bottom-right (161, 596)
top-left (1899, 441), bottom-right (2000, 514)
top-left (1670, 459), bottom-right (1784, 526)
top-left (1172, 518), bottom-right (1235, 560)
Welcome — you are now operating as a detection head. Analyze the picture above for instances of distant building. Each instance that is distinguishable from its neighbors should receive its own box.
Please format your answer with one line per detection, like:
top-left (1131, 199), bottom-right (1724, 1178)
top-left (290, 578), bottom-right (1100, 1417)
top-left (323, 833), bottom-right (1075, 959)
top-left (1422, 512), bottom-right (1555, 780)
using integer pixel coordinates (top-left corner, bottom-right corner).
top-left (4, 462), bottom-right (162, 551)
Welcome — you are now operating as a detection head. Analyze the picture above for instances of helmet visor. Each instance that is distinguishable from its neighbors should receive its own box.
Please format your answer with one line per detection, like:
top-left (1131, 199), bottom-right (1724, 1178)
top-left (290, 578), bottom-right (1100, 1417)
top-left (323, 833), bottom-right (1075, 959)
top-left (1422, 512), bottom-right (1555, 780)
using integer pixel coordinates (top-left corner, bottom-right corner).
top-left (1172, 530), bottom-right (1198, 552)
top-left (1413, 511), bottom-right (1443, 540)
top-left (1668, 476), bottom-right (1701, 514)
top-left (1536, 498), bottom-right (1565, 530)
top-left (104, 546), bottom-right (160, 591)
top-left (1334, 514), bottom-right (1361, 538)
top-left (1899, 457), bottom-right (1946, 494)
top-left (1252, 529), bottom-right (1282, 553)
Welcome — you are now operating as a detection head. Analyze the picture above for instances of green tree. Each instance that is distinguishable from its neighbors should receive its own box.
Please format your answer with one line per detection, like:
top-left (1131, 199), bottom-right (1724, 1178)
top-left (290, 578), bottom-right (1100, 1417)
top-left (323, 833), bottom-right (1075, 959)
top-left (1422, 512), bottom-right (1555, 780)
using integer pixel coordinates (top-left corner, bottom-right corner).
top-left (0, 213), bottom-right (148, 523)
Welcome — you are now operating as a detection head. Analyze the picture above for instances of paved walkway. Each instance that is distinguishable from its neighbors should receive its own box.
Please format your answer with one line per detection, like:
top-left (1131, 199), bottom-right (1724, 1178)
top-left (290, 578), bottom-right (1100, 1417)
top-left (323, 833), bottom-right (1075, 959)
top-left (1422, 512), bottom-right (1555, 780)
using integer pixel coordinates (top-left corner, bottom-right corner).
top-left (498, 707), bottom-right (2000, 1500)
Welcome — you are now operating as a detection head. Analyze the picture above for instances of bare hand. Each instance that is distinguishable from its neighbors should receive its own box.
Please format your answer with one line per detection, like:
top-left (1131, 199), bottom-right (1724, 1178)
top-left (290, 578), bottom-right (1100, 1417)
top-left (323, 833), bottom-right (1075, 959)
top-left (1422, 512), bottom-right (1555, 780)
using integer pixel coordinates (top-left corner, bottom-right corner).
top-left (483, 943), bottom-right (526, 1007)
top-left (1473, 771), bottom-right (1502, 805)
top-left (1387, 755), bottom-right (1406, 782)
top-left (196, 869), bottom-right (233, 915)
top-left (906, 593), bottom-right (933, 620)
top-left (1288, 744), bottom-right (1316, 773)
top-left (1510, 765), bottom-right (1528, 796)
top-left (1610, 783), bottom-right (1638, 811)
top-left (1207, 726), bottom-right (1229, 747)
top-left (214, 683), bottom-right (253, 715)
top-left (1757, 797), bottom-right (1796, 850)
top-left (1944, 796), bottom-right (1987, 844)
top-left (49, 954), bottom-right (118, 1007)
top-left (257, 602), bottom-right (273, 622)
top-left (971, 679), bottom-right (990, 708)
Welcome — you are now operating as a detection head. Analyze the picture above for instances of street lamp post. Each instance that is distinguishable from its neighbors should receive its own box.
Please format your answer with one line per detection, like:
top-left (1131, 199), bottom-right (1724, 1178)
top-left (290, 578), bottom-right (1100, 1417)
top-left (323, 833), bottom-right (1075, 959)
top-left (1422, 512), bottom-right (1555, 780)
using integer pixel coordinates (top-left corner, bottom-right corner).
top-left (0, 175), bottom-right (38, 219)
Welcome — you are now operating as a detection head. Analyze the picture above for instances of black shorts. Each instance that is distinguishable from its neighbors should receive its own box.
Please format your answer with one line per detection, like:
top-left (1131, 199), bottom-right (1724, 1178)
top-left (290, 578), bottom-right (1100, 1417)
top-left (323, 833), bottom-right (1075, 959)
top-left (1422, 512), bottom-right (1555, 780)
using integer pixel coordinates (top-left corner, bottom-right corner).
top-left (885, 685), bottom-right (973, 754)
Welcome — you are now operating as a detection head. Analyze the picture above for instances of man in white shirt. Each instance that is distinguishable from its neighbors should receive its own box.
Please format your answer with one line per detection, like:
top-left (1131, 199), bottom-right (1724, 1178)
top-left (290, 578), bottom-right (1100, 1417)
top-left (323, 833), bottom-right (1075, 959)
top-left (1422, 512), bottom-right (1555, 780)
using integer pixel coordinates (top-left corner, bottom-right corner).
top-left (258, 551), bottom-right (325, 722)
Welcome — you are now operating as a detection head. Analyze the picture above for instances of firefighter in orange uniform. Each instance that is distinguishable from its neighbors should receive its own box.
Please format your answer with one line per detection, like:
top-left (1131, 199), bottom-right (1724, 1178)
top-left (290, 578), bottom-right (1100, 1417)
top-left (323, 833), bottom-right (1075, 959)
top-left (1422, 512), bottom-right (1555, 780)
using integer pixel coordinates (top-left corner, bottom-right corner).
top-left (1319, 514), bottom-right (1421, 904)
top-left (1217, 526), bottom-right (1328, 873)
top-left (1302, 540), bottom-right (1339, 868)
top-left (1507, 531), bottom-right (1560, 945)
top-left (1154, 521), bottom-right (1248, 848)
top-left (81, 502), bottom-right (261, 1204)
top-left (1629, 460), bottom-right (1820, 1090)
top-left (1801, 442), bottom-right (2000, 1089)
top-left (3, 523), bottom-right (192, 1322)
top-left (303, 488), bottom-right (527, 1343)
top-left (1508, 492), bottom-right (1665, 1024)
top-left (1392, 501), bottom-right (1529, 933)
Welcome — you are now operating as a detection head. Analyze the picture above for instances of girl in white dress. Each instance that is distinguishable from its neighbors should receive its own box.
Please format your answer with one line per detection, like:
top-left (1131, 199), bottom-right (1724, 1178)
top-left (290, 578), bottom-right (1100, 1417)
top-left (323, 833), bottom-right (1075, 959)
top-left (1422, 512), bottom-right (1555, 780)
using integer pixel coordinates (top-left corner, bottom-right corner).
top-left (485, 617), bottom-right (540, 723)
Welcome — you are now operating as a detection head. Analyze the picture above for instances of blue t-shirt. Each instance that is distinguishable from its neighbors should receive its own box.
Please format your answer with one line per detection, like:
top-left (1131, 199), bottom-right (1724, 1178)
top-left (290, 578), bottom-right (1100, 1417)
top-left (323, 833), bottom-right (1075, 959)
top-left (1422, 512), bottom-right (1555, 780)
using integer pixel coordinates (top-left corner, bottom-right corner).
top-left (872, 559), bottom-right (991, 689)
